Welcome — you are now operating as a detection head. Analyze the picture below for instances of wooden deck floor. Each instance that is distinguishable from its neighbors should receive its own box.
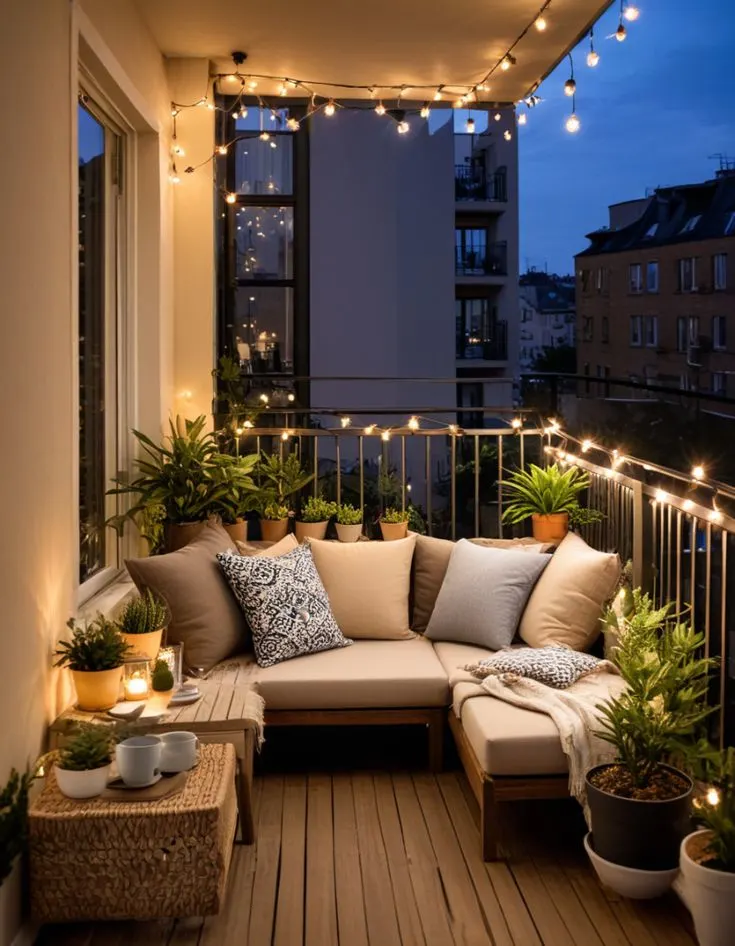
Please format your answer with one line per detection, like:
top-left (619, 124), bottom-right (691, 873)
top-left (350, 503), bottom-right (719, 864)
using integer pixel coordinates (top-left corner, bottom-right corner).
top-left (37, 769), bottom-right (696, 946)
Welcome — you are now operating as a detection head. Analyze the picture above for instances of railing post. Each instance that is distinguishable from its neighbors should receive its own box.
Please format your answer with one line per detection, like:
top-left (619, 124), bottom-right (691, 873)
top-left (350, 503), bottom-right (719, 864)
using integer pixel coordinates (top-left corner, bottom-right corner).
top-left (631, 480), bottom-right (654, 592)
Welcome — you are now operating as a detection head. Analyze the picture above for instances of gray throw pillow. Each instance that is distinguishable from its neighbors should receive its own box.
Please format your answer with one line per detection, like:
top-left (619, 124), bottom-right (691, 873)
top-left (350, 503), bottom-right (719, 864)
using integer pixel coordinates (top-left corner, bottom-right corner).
top-left (217, 544), bottom-right (352, 667)
top-left (465, 645), bottom-right (614, 689)
top-left (424, 540), bottom-right (550, 649)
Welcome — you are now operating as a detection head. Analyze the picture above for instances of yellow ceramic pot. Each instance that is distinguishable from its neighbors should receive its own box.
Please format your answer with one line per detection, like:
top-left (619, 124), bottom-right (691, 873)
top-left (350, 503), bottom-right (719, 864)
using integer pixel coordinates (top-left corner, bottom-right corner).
top-left (147, 689), bottom-right (174, 713)
top-left (72, 667), bottom-right (123, 712)
top-left (121, 628), bottom-right (163, 662)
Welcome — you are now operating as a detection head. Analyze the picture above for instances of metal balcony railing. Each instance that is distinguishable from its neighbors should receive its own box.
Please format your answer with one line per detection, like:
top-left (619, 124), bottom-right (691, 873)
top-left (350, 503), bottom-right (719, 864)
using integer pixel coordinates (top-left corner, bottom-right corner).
top-left (455, 319), bottom-right (508, 360)
top-left (455, 241), bottom-right (508, 276)
top-left (454, 165), bottom-right (508, 202)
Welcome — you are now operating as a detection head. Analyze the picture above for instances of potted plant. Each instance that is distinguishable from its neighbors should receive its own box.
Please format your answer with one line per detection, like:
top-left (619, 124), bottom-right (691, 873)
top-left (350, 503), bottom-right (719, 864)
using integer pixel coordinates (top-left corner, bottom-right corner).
top-left (107, 416), bottom-right (233, 553)
top-left (295, 497), bottom-right (337, 543)
top-left (258, 452), bottom-right (314, 539)
top-left (53, 724), bottom-right (115, 799)
top-left (54, 616), bottom-right (131, 711)
top-left (0, 768), bottom-right (35, 886)
top-left (380, 507), bottom-right (410, 541)
top-left (259, 502), bottom-right (291, 542)
top-left (147, 659), bottom-right (175, 713)
top-left (585, 591), bottom-right (715, 893)
top-left (209, 451), bottom-right (260, 544)
top-left (335, 504), bottom-right (363, 542)
top-left (679, 746), bottom-right (735, 946)
top-left (502, 463), bottom-right (602, 542)
top-left (117, 590), bottom-right (169, 662)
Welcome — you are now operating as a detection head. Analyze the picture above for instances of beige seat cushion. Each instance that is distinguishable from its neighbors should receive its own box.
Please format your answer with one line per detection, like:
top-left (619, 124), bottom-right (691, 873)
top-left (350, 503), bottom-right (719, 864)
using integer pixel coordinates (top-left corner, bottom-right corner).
top-left (519, 531), bottom-right (621, 651)
top-left (412, 534), bottom-right (552, 633)
top-left (309, 535), bottom-right (416, 639)
top-left (432, 640), bottom-right (496, 687)
top-left (252, 636), bottom-right (450, 710)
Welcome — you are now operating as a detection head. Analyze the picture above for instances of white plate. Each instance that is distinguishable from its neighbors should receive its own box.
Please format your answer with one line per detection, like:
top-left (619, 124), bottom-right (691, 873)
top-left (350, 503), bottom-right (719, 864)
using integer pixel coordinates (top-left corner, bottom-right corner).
top-left (169, 690), bottom-right (201, 706)
top-left (107, 702), bottom-right (167, 722)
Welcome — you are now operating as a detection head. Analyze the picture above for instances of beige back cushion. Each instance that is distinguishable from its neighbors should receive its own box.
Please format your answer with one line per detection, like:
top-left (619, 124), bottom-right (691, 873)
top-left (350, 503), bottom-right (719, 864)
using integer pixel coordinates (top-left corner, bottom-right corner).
top-left (519, 531), bottom-right (621, 650)
top-left (309, 535), bottom-right (417, 639)
top-left (411, 534), bottom-right (552, 633)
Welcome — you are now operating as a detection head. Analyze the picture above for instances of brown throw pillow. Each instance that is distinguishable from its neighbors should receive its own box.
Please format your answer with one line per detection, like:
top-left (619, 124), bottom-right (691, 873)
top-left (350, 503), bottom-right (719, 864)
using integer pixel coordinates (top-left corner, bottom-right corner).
top-left (125, 522), bottom-right (297, 673)
top-left (411, 533), bottom-right (553, 633)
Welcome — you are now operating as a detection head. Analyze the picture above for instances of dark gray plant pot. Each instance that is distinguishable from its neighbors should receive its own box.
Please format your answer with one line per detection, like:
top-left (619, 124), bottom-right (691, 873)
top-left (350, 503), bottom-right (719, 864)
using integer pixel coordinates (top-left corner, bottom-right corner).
top-left (585, 763), bottom-right (693, 870)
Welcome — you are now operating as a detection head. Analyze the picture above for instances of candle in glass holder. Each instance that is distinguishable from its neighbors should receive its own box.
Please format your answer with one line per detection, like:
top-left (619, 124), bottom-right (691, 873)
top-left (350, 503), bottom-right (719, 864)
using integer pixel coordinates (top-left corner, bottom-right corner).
top-left (124, 672), bottom-right (149, 701)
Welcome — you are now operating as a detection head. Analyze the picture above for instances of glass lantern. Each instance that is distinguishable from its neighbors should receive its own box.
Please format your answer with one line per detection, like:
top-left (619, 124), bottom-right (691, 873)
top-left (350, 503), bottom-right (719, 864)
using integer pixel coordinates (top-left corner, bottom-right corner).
top-left (122, 659), bottom-right (151, 702)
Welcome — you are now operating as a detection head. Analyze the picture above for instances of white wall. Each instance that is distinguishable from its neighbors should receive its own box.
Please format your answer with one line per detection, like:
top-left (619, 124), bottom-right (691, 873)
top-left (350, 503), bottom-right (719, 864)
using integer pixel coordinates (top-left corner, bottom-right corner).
top-left (0, 3), bottom-right (171, 941)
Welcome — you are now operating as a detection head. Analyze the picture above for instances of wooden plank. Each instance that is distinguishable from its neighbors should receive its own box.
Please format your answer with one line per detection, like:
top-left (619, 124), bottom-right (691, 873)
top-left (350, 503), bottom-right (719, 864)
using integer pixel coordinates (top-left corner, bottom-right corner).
top-left (351, 774), bottom-right (402, 946)
top-left (436, 774), bottom-right (515, 946)
top-left (274, 775), bottom-right (307, 946)
top-left (563, 864), bottom-right (632, 946)
top-left (391, 773), bottom-right (456, 946)
top-left (413, 774), bottom-right (493, 946)
top-left (608, 900), bottom-right (659, 946)
top-left (332, 775), bottom-right (370, 946)
top-left (211, 683), bottom-right (236, 721)
top-left (193, 680), bottom-right (219, 722)
top-left (305, 774), bottom-right (338, 946)
top-left (373, 774), bottom-right (427, 946)
top-left (508, 858), bottom-right (577, 946)
top-left (248, 774), bottom-right (285, 946)
top-left (534, 862), bottom-right (606, 946)
top-left (635, 898), bottom-right (697, 946)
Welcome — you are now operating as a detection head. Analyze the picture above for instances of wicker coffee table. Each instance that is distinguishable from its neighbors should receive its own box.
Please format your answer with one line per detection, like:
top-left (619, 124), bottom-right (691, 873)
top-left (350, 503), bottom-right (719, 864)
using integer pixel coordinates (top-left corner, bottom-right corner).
top-left (30, 743), bottom-right (237, 922)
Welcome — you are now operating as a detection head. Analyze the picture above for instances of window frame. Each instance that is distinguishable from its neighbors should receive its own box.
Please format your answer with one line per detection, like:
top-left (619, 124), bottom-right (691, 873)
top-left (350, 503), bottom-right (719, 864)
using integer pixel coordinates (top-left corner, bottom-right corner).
top-left (714, 253), bottom-right (727, 291)
top-left (582, 316), bottom-right (593, 342)
top-left (713, 315), bottom-right (727, 352)
top-left (678, 257), bottom-right (697, 292)
top-left (646, 260), bottom-right (659, 293)
top-left (643, 315), bottom-right (658, 348)
top-left (629, 263), bottom-right (642, 293)
top-left (629, 315), bottom-right (642, 347)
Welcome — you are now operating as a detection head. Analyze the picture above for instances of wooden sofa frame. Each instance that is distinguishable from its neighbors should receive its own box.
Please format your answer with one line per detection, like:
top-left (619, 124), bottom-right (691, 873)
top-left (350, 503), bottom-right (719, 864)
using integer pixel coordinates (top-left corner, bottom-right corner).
top-left (448, 711), bottom-right (570, 861)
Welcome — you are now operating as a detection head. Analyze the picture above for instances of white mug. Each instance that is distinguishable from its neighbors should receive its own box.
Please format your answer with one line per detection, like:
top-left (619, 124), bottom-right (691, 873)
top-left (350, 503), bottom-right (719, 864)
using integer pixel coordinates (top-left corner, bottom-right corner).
top-left (116, 736), bottom-right (162, 787)
top-left (159, 731), bottom-right (198, 773)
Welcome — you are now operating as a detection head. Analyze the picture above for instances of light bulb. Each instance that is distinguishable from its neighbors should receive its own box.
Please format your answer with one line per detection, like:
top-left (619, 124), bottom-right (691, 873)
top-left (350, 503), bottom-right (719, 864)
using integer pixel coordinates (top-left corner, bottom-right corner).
top-left (225, 74), bottom-right (238, 82)
top-left (623, 5), bottom-right (640, 21)
top-left (217, 145), bottom-right (228, 155)
top-left (408, 416), bottom-right (420, 431)
top-left (287, 393), bottom-right (296, 402)
top-left (683, 499), bottom-right (694, 512)
top-left (517, 113), bottom-right (527, 126)
top-left (247, 80), bottom-right (258, 90)
top-left (375, 101), bottom-right (386, 116)
top-left (259, 393), bottom-right (269, 404)
top-left (286, 117), bottom-right (300, 131)
top-left (500, 55), bottom-right (515, 71)
top-left (240, 107), bottom-right (248, 118)
top-left (243, 420), bottom-right (254, 429)
top-left (281, 431), bottom-right (290, 441)
top-left (477, 83), bottom-right (490, 92)
top-left (270, 141), bottom-right (277, 149)
top-left (397, 121), bottom-right (410, 134)
top-left (711, 508), bottom-right (723, 523)
top-left (171, 108), bottom-right (179, 117)
top-left (655, 489), bottom-right (667, 503)
top-left (691, 465), bottom-right (705, 481)
top-left (232, 111), bottom-right (239, 119)
top-left (225, 193), bottom-right (236, 204)
top-left (340, 416), bottom-right (352, 428)
top-left (448, 424), bottom-right (458, 434)
top-left (279, 83), bottom-right (288, 96)
top-left (587, 49), bottom-right (600, 67)
top-left (511, 417), bottom-right (523, 430)
top-left (433, 89), bottom-right (443, 101)
top-left (465, 118), bottom-right (475, 133)
top-left (324, 100), bottom-right (336, 117)
top-left (581, 438), bottom-right (593, 453)
top-left (173, 145), bottom-right (185, 156)
top-left (564, 78), bottom-right (576, 97)
top-left (615, 23), bottom-right (627, 41)
top-left (169, 173), bottom-right (180, 184)
top-left (364, 424), bottom-right (376, 435)
top-left (260, 131), bottom-right (270, 141)
top-left (494, 112), bottom-right (502, 121)
top-left (565, 113), bottom-right (581, 133)
top-left (420, 105), bottom-right (430, 119)
top-left (287, 79), bottom-right (298, 89)
top-left (503, 129), bottom-right (512, 141)
top-left (206, 103), bottom-right (215, 110)
top-left (706, 787), bottom-right (720, 806)
top-left (235, 427), bottom-right (243, 436)
top-left (381, 430), bottom-right (391, 442)
top-left (535, 16), bottom-right (547, 31)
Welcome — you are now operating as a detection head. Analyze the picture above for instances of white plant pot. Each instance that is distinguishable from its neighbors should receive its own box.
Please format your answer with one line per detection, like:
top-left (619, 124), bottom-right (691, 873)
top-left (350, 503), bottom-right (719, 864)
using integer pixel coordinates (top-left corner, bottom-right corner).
top-left (335, 522), bottom-right (363, 543)
top-left (54, 763), bottom-right (110, 799)
top-left (584, 833), bottom-right (679, 899)
top-left (680, 830), bottom-right (735, 946)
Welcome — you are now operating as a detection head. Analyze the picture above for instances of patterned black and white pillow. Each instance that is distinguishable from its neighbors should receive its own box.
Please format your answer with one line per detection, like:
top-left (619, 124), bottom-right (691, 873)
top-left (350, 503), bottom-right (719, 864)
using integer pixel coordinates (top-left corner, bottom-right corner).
top-left (465, 645), bottom-right (614, 689)
top-left (217, 544), bottom-right (352, 668)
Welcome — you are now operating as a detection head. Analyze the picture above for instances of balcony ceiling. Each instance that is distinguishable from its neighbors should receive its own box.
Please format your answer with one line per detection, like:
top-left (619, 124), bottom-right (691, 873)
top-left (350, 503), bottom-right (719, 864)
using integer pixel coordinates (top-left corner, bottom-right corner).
top-left (135, 0), bottom-right (613, 103)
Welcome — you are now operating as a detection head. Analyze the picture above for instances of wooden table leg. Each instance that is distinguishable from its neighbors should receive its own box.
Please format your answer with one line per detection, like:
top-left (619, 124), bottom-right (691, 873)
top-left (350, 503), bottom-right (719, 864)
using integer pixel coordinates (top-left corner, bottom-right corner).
top-left (236, 727), bottom-right (256, 845)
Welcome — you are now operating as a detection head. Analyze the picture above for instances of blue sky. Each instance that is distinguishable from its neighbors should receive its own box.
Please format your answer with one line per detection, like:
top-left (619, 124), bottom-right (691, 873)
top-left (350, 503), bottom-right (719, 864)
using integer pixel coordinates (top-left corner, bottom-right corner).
top-left (518, 0), bottom-right (735, 274)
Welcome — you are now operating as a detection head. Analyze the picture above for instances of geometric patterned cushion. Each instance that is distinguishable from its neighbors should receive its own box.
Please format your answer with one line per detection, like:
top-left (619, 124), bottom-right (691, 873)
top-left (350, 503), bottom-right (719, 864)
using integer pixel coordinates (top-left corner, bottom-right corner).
top-left (465, 645), bottom-right (611, 689)
top-left (217, 545), bottom-right (352, 668)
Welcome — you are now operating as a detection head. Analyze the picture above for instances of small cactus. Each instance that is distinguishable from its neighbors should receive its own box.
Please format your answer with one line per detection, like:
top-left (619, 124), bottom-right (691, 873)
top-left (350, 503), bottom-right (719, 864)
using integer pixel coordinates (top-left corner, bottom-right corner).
top-left (118, 590), bottom-right (168, 635)
top-left (151, 659), bottom-right (174, 693)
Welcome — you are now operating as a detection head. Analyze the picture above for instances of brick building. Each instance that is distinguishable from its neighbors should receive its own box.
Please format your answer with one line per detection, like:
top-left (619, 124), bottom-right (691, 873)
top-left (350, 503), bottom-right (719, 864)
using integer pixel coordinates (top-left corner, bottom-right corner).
top-left (575, 171), bottom-right (735, 396)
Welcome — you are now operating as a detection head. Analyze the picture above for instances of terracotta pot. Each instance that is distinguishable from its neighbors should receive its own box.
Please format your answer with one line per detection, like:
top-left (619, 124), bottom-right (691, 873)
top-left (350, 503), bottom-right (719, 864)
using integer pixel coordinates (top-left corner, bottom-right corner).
top-left (680, 830), bottom-right (735, 946)
top-left (72, 666), bottom-right (123, 712)
top-left (54, 764), bottom-right (110, 799)
top-left (223, 519), bottom-right (248, 544)
top-left (531, 512), bottom-right (569, 543)
top-left (335, 522), bottom-right (363, 543)
top-left (295, 520), bottom-right (329, 543)
top-left (380, 520), bottom-right (409, 541)
top-left (147, 689), bottom-right (174, 713)
top-left (260, 518), bottom-right (290, 542)
top-left (163, 521), bottom-right (205, 552)
top-left (121, 628), bottom-right (163, 662)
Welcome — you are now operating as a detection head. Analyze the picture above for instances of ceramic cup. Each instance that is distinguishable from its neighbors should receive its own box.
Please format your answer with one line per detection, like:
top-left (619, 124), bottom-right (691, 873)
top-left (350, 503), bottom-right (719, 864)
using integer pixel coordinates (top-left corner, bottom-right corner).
top-left (115, 735), bottom-right (162, 787)
top-left (160, 731), bottom-right (198, 773)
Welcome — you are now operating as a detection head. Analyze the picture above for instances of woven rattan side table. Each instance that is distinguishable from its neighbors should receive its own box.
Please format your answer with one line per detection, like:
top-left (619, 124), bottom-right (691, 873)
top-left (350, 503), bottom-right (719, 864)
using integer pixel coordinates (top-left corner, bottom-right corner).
top-left (29, 743), bottom-right (237, 922)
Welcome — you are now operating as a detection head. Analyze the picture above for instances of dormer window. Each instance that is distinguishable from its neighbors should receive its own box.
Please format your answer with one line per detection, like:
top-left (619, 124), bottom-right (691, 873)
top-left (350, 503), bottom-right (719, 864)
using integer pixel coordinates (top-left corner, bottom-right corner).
top-left (725, 211), bottom-right (735, 236)
top-left (644, 222), bottom-right (659, 238)
top-left (679, 214), bottom-right (702, 234)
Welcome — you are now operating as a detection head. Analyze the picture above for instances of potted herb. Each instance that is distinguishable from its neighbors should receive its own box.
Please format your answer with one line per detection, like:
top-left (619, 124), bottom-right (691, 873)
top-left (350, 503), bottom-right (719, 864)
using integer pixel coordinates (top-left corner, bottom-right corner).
top-left (54, 617), bottom-right (130, 711)
top-left (679, 746), bottom-right (735, 946)
top-left (209, 451), bottom-right (259, 543)
top-left (53, 724), bottom-right (115, 799)
top-left (117, 590), bottom-right (169, 662)
top-left (585, 592), bottom-right (715, 892)
top-left (147, 659), bottom-right (175, 713)
top-left (502, 463), bottom-right (602, 542)
top-left (107, 416), bottom-right (232, 553)
top-left (295, 497), bottom-right (337, 543)
top-left (380, 507), bottom-right (410, 541)
top-left (0, 768), bottom-right (35, 886)
top-left (260, 501), bottom-right (292, 542)
top-left (335, 504), bottom-right (363, 542)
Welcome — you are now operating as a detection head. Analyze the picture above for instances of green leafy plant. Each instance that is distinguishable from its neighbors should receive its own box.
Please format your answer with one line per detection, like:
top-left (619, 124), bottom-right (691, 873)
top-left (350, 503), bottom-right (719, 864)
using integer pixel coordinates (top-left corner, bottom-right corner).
top-left (151, 659), bottom-right (175, 693)
top-left (208, 452), bottom-right (260, 523)
top-left (381, 507), bottom-right (410, 524)
top-left (407, 504), bottom-right (427, 535)
top-left (118, 590), bottom-right (168, 635)
top-left (502, 463), bottom-right (603, 527)
top-left (336, 504), bottom-right (363, 525)
top-left (54, 616), bottom-right (130, 672)
top-left (0, 768), bottom-right (35, 887)
top-left (299, 497), bottom-right (337, 523)
top-left (258, 452), bottom-right (314, 509)
top-left (688, 746), bottom-right (735, 871)
top-left (56, 724), bottom-right (115, 772)
top-left (595, 591), bottom-right (717, 791)
top-left (263, 502), bottom-right (290, 521)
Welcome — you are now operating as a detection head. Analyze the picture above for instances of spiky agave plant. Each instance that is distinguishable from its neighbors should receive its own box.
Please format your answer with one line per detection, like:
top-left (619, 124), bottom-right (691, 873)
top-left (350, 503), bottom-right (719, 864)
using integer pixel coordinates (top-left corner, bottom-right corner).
top-left (118, 590), bottom-right (169, 635)
top-left (502, 463), bottom-right (603, 527)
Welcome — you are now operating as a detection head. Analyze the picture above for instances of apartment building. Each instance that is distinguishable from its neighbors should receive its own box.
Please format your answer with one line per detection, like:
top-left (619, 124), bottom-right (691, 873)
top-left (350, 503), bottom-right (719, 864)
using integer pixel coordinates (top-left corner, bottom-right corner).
top-left (519, 272), bottom-right (576, 370)
top-left (576, 170), bottom-right (735, 395)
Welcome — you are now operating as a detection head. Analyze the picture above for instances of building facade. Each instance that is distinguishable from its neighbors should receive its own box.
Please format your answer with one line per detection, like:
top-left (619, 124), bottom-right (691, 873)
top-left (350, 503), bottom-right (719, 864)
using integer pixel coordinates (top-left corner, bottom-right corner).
top-left (576, 172), bottom-right (735, 395)
top-left (518, 272), bottom-right (576, 370)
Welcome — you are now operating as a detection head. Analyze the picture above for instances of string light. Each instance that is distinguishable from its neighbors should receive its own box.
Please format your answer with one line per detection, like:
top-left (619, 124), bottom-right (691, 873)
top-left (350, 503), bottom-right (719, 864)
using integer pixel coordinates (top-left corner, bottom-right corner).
top-left (169, 172), bottom-right (181, 184)
top-left (587, 28), bottom-right (600, 66)
top-left (500, 54), bottom-right (516, 71)
top-left (465, 117), bottom-right (475, 133)
top-left (504, 130), bottom-right (512, 141)
top-left (494, 113), bottom-right (502, 122)
top-left (448, 424), bottom-right (459, 435)
top-left (623, 4), bottom-right (640, 21)
top-left (408, 416), bottom-right (420, 431)
top-left (286, 117), bottom-right (300, 131)
top-left (381, 430), bottom-right (392, 442)
top-left (280, 431), bottom-right (291, 441)
top-left (655, 489), bottom-right (668, 503)
top-left (247, 79), bottom-right (258, 90)
top-left (364, 424), bottom-right (376, 435)
top-left (564, 54), bottom-right (576, 96)
top-left (511, 417), bottom-right (523, 430)
top-left (225, 192), bottom-right (237, 204)
top-left (710, 508), bottom-right (723, 523)
top-left (615, 22), bottom-right (627, 41)
top-left (173, 145), bottom-right (185, 156)
top-left (565, 103), bottom-right (581, 134)
top-left (535, 15), bottom-right (548, 31)
top-left (546, 418), bottom-right (561, 434)
top-left (259, 393), bottom-right (269, 404)
top-left (235, 426), bottom-right (243, 436)
top-left (260, 131), bottom-right (270, 141)
top-left (243, 419), bottom-right (254, 428)
top-left (287, 393), bottom-right (296, 402)
top-left (217, 145), bottom-right (228, 155)
top-left (581, 438), bottom-right (593, 453)
top-left (707, 787), bottom-right (721, 806)
top-left (375, 101), bottom-right (386, 116)
top-left (324, 100), bottom-right (336, 117)
top-left (691, 465), bottom-right (705, 481)
top-left (397, 120), bottom-right (410, 134)
top-left (433, 88), bottom-right (443, 101)
top-left (340, 416), bottom-right (352, 428)
top-left (420, 104), bottom-right (431, 119)
top-left (517, 112), bottom-right (527, 126)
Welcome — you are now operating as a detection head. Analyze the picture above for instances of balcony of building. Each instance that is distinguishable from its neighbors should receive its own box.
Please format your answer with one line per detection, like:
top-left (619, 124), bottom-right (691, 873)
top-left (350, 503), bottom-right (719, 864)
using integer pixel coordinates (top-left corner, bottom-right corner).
top-left (455, 164), bottom-right (508, 205)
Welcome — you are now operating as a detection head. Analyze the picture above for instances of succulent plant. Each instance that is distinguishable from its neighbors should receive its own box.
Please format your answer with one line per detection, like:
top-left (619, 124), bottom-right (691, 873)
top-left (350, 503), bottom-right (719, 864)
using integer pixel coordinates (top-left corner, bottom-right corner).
top-left (151, 659), bottom-right (174, 693)
top-left (56, 724), bottom-right (114, 772)
top-left (381, 506), bottom-right (410, 524)
top-left (299, 497), bottom-right (338, 523)
top-left (118, 590), bottom-right (168, 635)
top-left (335, 503), bottom-right (363, 525)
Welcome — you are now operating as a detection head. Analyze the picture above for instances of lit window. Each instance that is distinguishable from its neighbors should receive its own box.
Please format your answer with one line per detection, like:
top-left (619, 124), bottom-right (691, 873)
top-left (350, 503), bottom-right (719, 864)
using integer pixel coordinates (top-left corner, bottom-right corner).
top-left (724, 211), bottom-right (735, 236)
top-left (644, 222), bottom-right (659, 238)
top-left (679, 214), bottom-right (702, 234)
top-left (646, 261), bottom-right (659, 292)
